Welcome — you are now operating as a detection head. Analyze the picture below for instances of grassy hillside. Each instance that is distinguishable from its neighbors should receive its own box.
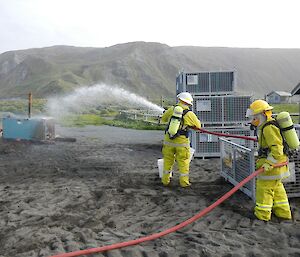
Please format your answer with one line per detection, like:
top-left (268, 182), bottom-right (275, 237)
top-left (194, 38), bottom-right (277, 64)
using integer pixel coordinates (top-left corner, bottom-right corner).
top-left (1, 42), bottom-right (300, 99)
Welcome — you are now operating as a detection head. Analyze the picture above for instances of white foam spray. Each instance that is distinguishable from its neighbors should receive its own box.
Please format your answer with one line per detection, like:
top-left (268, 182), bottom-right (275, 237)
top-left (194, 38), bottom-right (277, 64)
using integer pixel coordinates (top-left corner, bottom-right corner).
top-left (46, 84), bottom-right (164, 118)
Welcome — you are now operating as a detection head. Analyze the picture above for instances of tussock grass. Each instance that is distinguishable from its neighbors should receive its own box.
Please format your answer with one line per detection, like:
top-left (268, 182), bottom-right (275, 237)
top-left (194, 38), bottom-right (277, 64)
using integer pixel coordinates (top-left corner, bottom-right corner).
top-left (0, 99), bottom-right (46, 115)
top-left (272, 103), bottom-right (300, 123)
top-left (59, 113), bottom-right (165, 130)
top-left (272, 103), bottom-right (299, 114)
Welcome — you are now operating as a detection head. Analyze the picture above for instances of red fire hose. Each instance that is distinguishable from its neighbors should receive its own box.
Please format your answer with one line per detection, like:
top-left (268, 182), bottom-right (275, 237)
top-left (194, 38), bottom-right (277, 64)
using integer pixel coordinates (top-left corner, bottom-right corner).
top-left (49, 162), bottom-right (288, 257)
top-left (196, 127), bottom-right (257, 141)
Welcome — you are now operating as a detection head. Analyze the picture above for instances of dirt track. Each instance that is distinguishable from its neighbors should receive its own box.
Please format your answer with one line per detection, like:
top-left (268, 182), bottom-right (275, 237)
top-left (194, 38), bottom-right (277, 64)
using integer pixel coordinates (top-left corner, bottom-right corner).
top-left (0, 125), bottom-right (299, 257)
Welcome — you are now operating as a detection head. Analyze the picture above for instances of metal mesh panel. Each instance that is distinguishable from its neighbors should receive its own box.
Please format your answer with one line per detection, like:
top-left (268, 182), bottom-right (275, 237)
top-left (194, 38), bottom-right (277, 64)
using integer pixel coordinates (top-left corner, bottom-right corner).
top-left (194, 97), bottom-right (223, 123)
top-left (220, 138), bottom-right (255, 199)
top-left (195, 132), bottom-right (220, 157)
top-left (224, 96), bottom-right (252, 122)
top-left (285, 151), bottom-right (300, 197)
top-left (176, 71), bottom-right (235, 95)
top-left (220, 138), bottom-right (300, 200)
top-left (198, 72), bottom-right (210, 92)
top-left (211, 72), bottom-right (234, 93)
top-left (186, 73), bottom-right (210, 93)
top-left (193, 95), bottom-right (251, 125)
top-left (191, 127), bottom-right (254, 158)
top-left (277, 126), bottom-right (300, 197)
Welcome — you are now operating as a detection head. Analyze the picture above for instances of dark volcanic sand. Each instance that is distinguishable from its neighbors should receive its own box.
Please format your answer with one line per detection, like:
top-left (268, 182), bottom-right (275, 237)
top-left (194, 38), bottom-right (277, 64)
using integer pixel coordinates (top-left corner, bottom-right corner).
top-left (0, 125), bottom-right (299, 257)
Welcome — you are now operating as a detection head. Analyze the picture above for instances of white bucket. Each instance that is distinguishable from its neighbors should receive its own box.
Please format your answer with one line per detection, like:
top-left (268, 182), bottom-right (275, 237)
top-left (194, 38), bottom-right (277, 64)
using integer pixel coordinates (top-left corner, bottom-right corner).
top-left (189, 147), bottom-right (195, 162)
top-left (282, 162), bottom-right (296, 183)
top-left (157, 158), bottom-right (164, 178)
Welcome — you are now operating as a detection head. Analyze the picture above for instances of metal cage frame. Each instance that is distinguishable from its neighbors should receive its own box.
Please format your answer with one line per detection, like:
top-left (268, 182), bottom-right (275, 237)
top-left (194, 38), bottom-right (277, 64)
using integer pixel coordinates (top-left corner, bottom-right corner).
top-left (191, 95), bottom-right (252, 126)
top-left (220, 138), bottom-right (300, 200)
top-left (176, 70), bottom-right (236, 96)
top-left (191, 127), bottom-right (255, 158)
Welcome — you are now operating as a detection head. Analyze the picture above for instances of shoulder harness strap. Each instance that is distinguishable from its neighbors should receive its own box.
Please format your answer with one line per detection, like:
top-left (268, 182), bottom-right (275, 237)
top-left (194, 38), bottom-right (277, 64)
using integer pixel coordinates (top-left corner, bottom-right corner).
top-left (165, 107), bottom-right (191, 139)
top-left (259, 120), bottom-right (289, 156)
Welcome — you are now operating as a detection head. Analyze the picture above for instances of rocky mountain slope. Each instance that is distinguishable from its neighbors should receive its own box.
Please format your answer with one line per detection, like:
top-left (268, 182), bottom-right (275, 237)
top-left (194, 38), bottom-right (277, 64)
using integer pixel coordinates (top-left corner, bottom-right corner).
top-left (0, 42), bottom-right (300, 99)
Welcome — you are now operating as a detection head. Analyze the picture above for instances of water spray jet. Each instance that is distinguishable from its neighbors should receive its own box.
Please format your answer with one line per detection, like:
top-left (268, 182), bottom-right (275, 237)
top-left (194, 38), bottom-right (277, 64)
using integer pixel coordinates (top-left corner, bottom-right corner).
top-left (46, 84), bottom-right (164, 119)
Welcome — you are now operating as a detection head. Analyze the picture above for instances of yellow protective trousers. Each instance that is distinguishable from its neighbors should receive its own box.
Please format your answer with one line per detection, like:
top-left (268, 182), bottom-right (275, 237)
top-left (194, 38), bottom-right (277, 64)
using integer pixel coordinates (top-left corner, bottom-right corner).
top-left (162, 143), bottom-right (191, 187)
top-left (255, 179), bottom-right (292, 221)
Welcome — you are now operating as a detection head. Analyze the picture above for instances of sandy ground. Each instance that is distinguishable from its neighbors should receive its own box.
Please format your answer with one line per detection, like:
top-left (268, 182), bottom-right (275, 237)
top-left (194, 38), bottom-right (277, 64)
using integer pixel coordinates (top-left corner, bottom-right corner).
top-left (0, 125), bottom-right (299, 257)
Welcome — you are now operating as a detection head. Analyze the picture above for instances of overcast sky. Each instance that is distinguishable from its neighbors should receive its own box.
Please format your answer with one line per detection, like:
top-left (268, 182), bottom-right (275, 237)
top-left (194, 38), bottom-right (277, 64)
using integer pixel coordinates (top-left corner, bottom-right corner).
top-left (0, 0), bottom-right (299, 53)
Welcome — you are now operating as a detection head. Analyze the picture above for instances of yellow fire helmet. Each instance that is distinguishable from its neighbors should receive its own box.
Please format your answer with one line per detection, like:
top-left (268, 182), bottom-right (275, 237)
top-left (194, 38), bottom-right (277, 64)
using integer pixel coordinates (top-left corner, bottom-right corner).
top-left (246, 99), bottom-right (273, 117)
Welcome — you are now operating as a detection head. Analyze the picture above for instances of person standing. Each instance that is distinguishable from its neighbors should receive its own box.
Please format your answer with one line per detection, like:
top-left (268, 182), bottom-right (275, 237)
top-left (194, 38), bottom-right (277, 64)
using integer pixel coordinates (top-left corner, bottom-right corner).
top-left (246, 99), bottom-right (292, 221)
top-left (161, 92), bottom-right (201, 187)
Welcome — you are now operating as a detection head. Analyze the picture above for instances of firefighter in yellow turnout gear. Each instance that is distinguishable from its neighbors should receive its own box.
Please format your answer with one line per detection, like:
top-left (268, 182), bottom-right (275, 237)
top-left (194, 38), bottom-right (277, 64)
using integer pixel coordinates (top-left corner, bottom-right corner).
top-left (161, 92), bottom-right (201, 187)
top-left (246, 100), bottom-right (292, 221)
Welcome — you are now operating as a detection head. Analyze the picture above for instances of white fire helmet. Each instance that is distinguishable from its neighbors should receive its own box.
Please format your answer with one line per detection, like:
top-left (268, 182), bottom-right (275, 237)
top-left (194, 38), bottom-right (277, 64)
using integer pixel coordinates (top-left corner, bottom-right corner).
top-left (177, 92), bottom-right (193, 105)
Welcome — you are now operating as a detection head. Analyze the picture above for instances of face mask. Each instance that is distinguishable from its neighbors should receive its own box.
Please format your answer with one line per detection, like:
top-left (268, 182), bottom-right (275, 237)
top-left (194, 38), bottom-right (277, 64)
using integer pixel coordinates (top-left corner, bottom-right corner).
top-left (251, 116), bottom-right (260, 127)
top-left (251, 114), bottom-right (266, 127)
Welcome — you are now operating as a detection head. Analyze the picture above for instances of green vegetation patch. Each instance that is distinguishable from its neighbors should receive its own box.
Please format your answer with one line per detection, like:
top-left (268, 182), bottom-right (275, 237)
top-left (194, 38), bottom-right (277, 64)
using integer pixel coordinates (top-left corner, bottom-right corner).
top-left (59, 113), bottom-right (165, 130)
top-left (59, 114), bottom-right (105, 127)
top-left (272, 103), bottom-right (299, 114)
top-left (0, 99), bottom-right (47, 115)
top-left (272, 103), bottom-right (300, 123)
top-left (108, 113), bottom-right (165, 130)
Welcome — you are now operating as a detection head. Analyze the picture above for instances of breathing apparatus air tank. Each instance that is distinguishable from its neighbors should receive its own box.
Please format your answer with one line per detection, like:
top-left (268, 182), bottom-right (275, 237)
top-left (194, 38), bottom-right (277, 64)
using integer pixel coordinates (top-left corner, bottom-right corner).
top-left (276, 111), bottom-right (300, 150)
top-left (167, 105), bottom-right (183, 138)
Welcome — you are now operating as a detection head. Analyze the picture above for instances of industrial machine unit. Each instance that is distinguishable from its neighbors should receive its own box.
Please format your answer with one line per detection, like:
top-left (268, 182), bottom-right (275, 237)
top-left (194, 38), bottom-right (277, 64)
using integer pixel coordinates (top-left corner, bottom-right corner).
top-left (176, 71), bottom-right (235, 96)
top-left (2, 116), bottom-right (55, 141)
top-left (177, 70), bottom-right (251, 158)
top-left (192, 95), bottom-right (252, 127)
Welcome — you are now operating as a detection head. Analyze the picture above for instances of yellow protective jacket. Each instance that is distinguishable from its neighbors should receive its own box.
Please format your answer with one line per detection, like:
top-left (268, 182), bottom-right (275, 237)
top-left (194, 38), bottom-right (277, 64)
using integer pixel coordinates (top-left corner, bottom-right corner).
top-left (257, 118), bottom-right (289, 180)
top-left (161, 103), bottom-right (201, 145)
